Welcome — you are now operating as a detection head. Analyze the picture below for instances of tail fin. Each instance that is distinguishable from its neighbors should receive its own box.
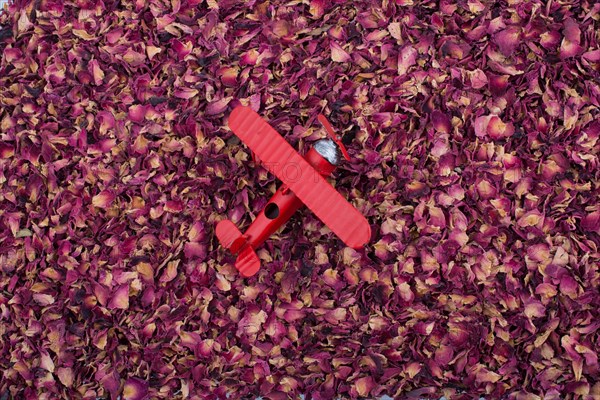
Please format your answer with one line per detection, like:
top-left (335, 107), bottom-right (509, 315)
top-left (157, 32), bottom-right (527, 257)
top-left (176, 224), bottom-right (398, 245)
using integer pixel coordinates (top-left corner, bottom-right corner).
top-left (216, 220), bottom-right (246, 254)
top-left (235, 246), bottom-right (261, 277)
top-left (216, 220), bottom-right (261, 277)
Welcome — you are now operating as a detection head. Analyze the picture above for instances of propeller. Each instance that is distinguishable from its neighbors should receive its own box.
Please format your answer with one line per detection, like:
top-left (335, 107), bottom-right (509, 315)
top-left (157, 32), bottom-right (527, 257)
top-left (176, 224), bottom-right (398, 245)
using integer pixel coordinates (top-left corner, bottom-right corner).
top-left (317, 114), bottom-right (350, 161)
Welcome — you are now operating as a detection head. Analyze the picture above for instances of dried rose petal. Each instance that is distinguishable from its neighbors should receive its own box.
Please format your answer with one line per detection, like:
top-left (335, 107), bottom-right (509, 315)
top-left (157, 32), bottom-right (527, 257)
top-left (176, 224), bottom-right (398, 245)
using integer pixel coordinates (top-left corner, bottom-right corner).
top-left (122, 378), bottom-right (148, 400)
top-left (330, 42), bottom-right (351, 63)
top-left (0, 1), bottom-right (598, 398)
top-left (581, 211), bottom-right (600, 233)
top-left (494, 27), bottom-right (521, 56)
top-left (309, 0), bottom-right (326, 18)
top-left (398, 45), bottom-right (417, 75)
top-left (128, 104), bottom-right (147, 123)
top-left (108, 285), bottom-right (129, 310)
top-left (206, 97), bottom-right (232, 115)
top-left (474, 115), bottom-right (515, 140)
top-left (92, 190), bottom-right (116, 208)
top-left (431, 110), bottom-right (451, 134)
top-left (352, 376), bottom-right (375, 397)
top-left (56, 367), bottom-right (74, 388)
top-left (184, 242), bottom-right (207, 259)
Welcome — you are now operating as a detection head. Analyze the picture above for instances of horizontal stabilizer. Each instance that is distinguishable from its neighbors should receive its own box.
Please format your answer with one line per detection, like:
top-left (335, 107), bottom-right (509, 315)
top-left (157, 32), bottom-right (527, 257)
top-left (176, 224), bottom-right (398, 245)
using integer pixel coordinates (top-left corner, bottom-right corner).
top-left (235, 246), bottom-right (261, 277)
top-left (216, 220), bottom-right (246, 254)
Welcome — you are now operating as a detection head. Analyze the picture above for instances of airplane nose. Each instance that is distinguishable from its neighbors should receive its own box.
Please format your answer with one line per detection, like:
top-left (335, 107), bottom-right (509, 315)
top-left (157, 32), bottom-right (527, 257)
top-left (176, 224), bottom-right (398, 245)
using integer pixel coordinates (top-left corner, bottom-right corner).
top-left (314, 138), bottom-right (342, 166)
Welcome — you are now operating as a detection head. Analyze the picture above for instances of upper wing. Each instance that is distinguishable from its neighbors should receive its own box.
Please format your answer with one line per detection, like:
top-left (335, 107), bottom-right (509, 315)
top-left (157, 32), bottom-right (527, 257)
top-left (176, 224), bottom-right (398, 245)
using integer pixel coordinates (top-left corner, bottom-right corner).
top-left (228, 106), bottom-right (371, 249)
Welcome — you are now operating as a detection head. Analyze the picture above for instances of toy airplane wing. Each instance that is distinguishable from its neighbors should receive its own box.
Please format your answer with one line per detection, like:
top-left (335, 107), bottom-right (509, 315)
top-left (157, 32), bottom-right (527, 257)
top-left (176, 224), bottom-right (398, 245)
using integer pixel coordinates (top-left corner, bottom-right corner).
top-left (228, 106), bottom-right (371, 249)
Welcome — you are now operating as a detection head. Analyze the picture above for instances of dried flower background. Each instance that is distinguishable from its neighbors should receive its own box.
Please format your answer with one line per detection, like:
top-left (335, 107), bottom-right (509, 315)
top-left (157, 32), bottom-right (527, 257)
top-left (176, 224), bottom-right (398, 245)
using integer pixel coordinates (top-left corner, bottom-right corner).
top-left (1, 0), bottom-right (599, 399)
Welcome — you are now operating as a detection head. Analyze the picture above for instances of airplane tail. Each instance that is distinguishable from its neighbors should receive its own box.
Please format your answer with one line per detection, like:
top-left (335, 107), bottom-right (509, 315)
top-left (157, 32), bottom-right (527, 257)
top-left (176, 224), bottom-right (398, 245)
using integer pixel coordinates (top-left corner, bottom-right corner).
top-left (216, 220), bottom-right (261, 277)
top-left (216, 220), bottom-right (246, 254)
top-left (235, 246), bottom-right (261, 277)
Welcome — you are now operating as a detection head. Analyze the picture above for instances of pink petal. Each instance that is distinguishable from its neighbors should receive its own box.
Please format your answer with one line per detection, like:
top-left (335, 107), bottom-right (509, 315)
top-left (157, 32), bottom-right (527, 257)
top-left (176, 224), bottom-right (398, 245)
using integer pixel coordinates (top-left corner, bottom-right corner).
top-left (142, 322), bottom-right (156, 338)
top-left (494, 27), bottom-right (521, 56)
top-left (108, 284), bottom-right (130, 310)
top-left (487, 116), bottom-right (514, 139)
top-left (92, 190), bottom-right (116, 208)
top-left (324, 308), bottom-right (347, 325)
top-left (488, 74), bottom-right (509, 95)
top-left (179, 331), bottom-right (201, 350)
top-left (93, 283), bottom-right (110, 307)
top-left (123, 377), bottom-right (148, 400)
top-left (89, 59), bottom-right (105, 86)
top-left (272, 20), bottom-right (290, 38)
top-left (164, 200), bottom-right (183, 213)
top-left (172, 39), bottom-right (193, 60)
top-left (353, 376), bottom-right (375, 397)
top-left (517, 210), bottom-right (543, 228)
top-left (398, 45), bottom-right (417, 75)
top-left (95, 365), bottom-right (120, 397)
top-left (431, 110), bottom-right (451, 134)
top-left (397, 282), bottom-right (414, 303)
top-left (188, 221), bottom-right (205, 242)
top-left (33, 293), bottom-right (55, 305)
top-left (128, 104), bottom-right (147, 123)
top-left (0, 142), bottom-right (15, 158)
top-left (3, 48), bottom-right (23, 63)
top-left (132, 134), bottom-right (149, 154)
top-left (146, 45), bottom-right (162, 60)
top-left (40, 351), bottom-right (55, 372)
top-left (265, 318), bottom-right (286, 339)
top-left (469, 69), bottom-right (488, 89)
top-left (560, 39), bottom-right (583, 59)
top-left (581, 211), bottom-right (600, 233)
top-left (56, 367), bottom-right (74, 387)
top-left (106, 28), bottom-right (123, 44)
top-left (174, 88), bottom-right (198, 99)
top-left (198, 339), bottom-right (217, 357)
top-left (559, 276), bottom-right (579, 298)
top-left (184, 242), bottom-right (207, 259)
top-left (404, 362), bottom-right (422, 378)
top-left (159, 261), bottom-right (179, 283)
top-left (474, 365), bottom-right (501, 383)
top-left (405, 180), bottom-right (430, 198)
top-left (582, 49), bottom-right (600, 62)
top-left (206, 97), bottom-right (232, 115)
top-left (122, 48), bottom-right (146, 66)
top-left (527, 244), bottom-right (550, 262)
top-left (415, 321), bottom-right (435, 335)
top-left (240, 49), bottom-right (259, 66)
top-left (330, 42), bottom-right (351, 62)
top-left (474, 115), bottom-right (514, 140)
top-left (17, 10), bottom-right (33, 32)
top-left (215, 273), bottom-right (231, 291)
top-left (218, 67), bottom-right (238, 87)
top-left (563, 18), bottom-right (581, 43)
top-left (428, 206), bottom-right (446, 228)
top-left (535, 283), bottom-right (557, 299)
top-left (524, 300), bottom-right (545, 319)
top-left (97, 110), bottom-right (115, 136)
top-left (309, 0), bottom-right (326, 18)
top-left (435, 345), bottom-right (454, 365)
top-left (476, 179), bottom-right (496, 199)
top-left (237, 309), bottom-right (268, 337)
top-left (474, 115), bottom-right (492, 137)
top-left (540, 31), bottom-right (561, 49)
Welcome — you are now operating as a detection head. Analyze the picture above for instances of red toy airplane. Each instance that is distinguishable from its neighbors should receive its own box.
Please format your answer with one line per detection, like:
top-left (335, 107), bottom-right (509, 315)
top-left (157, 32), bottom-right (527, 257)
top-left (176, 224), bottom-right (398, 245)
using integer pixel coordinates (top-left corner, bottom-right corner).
top-left (216, 106), bottom-right (371, 277)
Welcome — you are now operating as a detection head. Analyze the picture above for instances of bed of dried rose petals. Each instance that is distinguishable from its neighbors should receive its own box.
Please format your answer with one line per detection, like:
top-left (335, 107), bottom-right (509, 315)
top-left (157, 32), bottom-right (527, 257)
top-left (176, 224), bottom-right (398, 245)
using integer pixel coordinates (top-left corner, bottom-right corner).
top-left (1, 0), bottom-right (599, 399)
